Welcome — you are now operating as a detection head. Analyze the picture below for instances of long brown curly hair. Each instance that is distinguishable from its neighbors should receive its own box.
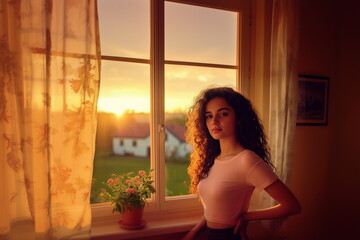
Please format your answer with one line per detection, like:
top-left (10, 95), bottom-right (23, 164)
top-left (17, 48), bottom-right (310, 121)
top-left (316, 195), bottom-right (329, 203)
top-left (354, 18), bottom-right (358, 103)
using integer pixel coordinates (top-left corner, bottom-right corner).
top-left (185, 87), bottom-right (274, 194)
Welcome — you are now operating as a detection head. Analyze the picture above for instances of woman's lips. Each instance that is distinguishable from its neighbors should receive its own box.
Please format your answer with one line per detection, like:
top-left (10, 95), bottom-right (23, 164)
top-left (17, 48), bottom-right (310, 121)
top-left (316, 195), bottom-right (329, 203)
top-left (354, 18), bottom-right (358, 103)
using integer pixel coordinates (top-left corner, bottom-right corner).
top-left (211, 128), bottom-right (222, 133)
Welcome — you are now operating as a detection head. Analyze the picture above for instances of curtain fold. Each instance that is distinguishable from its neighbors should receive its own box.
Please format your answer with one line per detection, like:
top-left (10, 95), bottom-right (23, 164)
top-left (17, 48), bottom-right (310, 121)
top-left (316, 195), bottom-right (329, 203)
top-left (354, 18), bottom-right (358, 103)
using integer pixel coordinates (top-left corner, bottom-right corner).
top-left (261, 0), bottom-right (299, 231)
top-left (0, 0), bottom-right (100, 239)
top-left (269, 0), bottom-right (299, 183)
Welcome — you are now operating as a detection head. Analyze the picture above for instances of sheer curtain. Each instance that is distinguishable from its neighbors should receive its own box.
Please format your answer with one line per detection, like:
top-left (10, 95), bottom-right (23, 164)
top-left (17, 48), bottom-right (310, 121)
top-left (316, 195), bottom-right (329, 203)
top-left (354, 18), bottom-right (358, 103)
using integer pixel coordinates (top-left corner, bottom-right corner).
top-left (269, 0), bottom-right (299, 183)
top-left (0, 1), bottom-right (100, 239)
top-left (261, 0), bottom-right (299, 230)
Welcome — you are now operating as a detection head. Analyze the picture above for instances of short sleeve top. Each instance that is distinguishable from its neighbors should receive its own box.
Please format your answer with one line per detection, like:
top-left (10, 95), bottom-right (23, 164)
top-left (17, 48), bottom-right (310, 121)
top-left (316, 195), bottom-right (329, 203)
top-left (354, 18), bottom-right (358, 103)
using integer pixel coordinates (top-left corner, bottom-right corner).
top-left (197, 150), bottom-right (278, 225)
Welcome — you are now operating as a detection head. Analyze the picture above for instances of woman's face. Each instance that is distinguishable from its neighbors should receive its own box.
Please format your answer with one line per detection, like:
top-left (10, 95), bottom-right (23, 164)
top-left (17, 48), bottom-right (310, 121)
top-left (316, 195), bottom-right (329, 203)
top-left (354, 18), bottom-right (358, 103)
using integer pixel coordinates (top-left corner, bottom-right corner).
top-left (205, 97), bottom-right (237, 140)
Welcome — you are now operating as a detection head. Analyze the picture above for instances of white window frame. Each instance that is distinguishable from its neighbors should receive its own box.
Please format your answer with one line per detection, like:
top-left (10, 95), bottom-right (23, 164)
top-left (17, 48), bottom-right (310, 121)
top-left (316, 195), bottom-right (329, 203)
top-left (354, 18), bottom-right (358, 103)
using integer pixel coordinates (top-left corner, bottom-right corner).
top-left (91, 0), bottom-right (251, 220)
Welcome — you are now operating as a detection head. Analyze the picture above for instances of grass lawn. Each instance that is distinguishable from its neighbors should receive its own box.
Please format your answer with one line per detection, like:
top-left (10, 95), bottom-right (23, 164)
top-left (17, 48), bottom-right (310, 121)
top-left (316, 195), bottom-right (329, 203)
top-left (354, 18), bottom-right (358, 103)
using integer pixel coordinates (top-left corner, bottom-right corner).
top-left (91, 151), bottom-right (191, 203)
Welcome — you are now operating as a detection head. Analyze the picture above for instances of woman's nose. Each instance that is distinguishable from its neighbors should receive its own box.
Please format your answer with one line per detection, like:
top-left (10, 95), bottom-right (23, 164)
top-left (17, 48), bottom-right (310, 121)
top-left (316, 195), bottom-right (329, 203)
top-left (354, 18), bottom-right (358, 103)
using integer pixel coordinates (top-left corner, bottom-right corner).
top-left (212, 115), bottom-right (219, 124)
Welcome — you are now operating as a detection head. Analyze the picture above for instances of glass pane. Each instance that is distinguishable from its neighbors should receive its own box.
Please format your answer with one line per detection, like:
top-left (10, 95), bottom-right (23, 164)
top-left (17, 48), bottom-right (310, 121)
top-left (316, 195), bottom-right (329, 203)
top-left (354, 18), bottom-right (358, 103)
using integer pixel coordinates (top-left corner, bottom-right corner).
top-left (97, 61), bottom-right (150, 115)
top-left (165, 2), bottom-right (237, 65)
top-left (98, 0), bottom-right (150, 59)
top-left (91, 61), bottom-right (150, 204)
top-left (164, 64), bottom-right (236, 197)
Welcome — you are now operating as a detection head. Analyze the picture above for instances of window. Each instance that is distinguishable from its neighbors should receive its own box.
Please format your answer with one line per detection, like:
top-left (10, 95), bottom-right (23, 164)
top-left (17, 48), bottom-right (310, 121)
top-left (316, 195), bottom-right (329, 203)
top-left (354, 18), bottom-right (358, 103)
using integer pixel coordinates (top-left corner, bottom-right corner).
top-left (164, 1), bottom-right (239, 197)
top-left (92, 0), bottom-right (250, 214)
top-left (91, 0), bottom-right (151, 205)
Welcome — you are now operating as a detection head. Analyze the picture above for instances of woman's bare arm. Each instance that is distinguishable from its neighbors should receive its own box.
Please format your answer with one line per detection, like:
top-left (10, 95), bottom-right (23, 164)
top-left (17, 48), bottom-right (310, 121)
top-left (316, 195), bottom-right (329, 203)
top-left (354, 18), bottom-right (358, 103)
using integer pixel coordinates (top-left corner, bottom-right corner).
top-left (183, 215), bottom-right (207, 240)
top-left (235, 179), bottom-right (301, 233)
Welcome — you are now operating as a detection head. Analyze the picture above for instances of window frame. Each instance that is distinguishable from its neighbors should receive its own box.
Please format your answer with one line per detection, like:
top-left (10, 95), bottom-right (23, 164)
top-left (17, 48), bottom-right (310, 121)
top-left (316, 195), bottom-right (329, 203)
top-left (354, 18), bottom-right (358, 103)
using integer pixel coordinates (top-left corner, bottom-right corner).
top-left (91, 0), bottom-right (251, 219)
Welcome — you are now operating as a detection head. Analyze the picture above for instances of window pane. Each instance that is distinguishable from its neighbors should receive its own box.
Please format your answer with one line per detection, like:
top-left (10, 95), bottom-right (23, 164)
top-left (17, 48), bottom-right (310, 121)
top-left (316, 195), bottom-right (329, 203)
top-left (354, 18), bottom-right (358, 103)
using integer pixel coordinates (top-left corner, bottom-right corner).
top-left (165, 2), bottom-right (237, 65)
top-left (97, 61), bottom-right (150, 114)
top-left (98, 0), bottom-right (150, 59)
top-left (164, 64), bottom-right (236, 197)
top-left (91, 61), bottom-right (150, 204)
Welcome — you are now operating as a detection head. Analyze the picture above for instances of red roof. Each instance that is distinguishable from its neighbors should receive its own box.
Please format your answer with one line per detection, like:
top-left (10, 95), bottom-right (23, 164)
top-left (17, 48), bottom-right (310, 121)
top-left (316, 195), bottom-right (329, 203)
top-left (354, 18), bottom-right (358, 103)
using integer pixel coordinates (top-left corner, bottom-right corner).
top-left (113, 122), bottom-right (186, 141)
top-left (165, 122), bottom-right (186, 142)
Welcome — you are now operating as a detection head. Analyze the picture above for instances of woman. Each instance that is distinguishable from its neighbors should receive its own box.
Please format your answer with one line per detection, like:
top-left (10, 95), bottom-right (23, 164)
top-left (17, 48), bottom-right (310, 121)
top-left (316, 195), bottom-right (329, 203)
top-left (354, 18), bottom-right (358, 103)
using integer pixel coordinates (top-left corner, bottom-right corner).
top-left (183, 87), bottom-right (300, 240)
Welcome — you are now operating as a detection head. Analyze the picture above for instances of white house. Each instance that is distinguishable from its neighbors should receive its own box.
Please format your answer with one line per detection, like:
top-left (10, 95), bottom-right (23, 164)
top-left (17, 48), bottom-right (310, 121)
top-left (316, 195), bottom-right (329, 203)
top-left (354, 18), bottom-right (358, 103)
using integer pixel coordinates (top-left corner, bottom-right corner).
top-left (112, 122), bottom-right (189, 159)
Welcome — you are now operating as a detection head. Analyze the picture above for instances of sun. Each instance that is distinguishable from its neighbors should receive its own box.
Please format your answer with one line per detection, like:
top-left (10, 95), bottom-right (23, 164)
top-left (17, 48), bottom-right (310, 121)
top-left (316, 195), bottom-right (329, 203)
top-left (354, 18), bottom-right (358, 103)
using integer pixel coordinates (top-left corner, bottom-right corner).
top-left (97, 96), bottom-right (150, 116)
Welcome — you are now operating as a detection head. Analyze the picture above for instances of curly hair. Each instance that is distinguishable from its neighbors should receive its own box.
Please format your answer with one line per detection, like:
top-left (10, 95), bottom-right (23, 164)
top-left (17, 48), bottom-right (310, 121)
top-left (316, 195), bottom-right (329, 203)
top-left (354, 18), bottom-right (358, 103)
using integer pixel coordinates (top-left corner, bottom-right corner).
top-left (186, 87), bottom-right (274, 194)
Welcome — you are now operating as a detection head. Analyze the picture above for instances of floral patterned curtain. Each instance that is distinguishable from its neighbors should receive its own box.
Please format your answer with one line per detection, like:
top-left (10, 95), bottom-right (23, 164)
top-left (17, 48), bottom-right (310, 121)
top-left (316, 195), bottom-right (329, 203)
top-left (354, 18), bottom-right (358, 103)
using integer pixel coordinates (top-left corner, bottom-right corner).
top-left (0, 0), bottom-right (100, 239)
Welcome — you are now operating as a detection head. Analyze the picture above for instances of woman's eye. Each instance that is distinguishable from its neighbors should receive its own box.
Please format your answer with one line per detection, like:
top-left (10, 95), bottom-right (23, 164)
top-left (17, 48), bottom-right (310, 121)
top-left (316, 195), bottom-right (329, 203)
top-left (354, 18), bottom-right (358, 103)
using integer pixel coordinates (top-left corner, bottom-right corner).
top-left (205, 115), bottom-right (212, 119)
top-left (220, 112), bottom-right (228, 117)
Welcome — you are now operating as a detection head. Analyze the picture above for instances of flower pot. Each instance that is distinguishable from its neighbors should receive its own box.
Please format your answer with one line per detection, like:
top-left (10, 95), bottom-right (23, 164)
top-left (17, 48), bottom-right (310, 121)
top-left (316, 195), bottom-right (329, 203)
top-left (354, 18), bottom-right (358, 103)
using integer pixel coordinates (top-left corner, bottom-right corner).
top-left (119, 205), bottom-right (146, 229)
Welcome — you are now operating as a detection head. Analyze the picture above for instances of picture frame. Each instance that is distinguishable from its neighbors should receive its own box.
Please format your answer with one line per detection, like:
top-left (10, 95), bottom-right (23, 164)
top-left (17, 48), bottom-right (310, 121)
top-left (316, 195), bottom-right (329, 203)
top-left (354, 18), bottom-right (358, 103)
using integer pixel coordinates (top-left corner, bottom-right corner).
top-left (296, 74), bottom-right (329, 126)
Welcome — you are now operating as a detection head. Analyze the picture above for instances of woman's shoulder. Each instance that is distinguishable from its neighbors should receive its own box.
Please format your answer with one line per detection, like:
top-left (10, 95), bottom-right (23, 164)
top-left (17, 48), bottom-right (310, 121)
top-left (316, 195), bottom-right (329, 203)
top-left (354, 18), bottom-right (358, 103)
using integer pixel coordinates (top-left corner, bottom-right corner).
top-left (234, 149), bottom-right (262, 169)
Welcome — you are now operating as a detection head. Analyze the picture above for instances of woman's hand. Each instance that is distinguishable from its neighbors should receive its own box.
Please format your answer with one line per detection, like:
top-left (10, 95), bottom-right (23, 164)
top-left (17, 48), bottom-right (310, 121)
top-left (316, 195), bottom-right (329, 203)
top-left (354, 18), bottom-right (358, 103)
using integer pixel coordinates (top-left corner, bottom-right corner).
top-left (234, 213), bottom-right (249, 240)
top-left (182, 229), bottom-right (197, 240)
top-left (183, 216), bottom-right (207, 240)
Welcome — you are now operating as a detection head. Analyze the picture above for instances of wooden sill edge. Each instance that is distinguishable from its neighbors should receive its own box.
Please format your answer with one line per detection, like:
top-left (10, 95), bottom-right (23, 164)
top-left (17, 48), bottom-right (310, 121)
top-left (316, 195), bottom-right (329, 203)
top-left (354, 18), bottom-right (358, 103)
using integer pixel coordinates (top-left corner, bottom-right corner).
top-left (91, 211), bottom-right (202, 240)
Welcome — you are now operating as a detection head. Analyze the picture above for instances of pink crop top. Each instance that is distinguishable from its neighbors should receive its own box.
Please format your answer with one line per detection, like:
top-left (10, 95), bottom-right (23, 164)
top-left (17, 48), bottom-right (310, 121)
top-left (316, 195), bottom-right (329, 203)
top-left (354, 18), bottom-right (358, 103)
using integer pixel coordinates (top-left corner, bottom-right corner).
top-left (197, 149), bottom-right (278, 225)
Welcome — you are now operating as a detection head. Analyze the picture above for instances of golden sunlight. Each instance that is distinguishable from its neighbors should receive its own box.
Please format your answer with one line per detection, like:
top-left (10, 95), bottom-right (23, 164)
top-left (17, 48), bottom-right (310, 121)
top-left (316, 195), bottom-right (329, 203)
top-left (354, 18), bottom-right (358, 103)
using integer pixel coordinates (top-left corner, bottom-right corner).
top-left (97, 96), bottom-right (150, 116)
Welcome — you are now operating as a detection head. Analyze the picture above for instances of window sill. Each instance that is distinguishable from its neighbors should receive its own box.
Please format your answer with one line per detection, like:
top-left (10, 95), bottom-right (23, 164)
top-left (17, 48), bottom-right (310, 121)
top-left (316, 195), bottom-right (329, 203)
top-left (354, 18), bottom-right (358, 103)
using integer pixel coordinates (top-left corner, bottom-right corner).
top-left (91, 207), bottom-right (203, 240)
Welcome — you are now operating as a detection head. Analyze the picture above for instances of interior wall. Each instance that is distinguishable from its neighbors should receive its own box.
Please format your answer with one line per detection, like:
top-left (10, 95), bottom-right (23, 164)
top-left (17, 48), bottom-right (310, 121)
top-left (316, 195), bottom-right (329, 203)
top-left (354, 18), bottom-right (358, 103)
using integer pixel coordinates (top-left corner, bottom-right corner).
top-left (283, 0), bottom-right (360, 239)
top-left (326, 0), bottom-right (360, 239)
top-left (286, 0), bottom-right (338, 239)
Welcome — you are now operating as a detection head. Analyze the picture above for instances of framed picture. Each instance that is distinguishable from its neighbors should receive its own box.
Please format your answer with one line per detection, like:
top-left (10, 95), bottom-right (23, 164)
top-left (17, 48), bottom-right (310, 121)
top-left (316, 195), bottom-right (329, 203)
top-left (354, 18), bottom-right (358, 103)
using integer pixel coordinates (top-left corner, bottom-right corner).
top-left (296, 75), bottom-right (329, 126)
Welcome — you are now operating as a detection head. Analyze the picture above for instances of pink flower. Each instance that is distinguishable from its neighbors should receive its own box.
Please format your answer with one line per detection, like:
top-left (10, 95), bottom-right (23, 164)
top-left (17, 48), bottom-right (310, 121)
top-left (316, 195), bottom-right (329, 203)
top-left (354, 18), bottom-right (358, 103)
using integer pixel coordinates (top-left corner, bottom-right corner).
top-left (114, 178), bottom-right (120, 183)
top-left (100, 188), bottom-right (107, 192)
top-left (138, 171), bottom-right (146, 176)
top-left (126, 180), bottom-right (132, 184)
top-left (133, 183), bottom-right (140, 187)
top-left (107, 179), bottom-right (115, 185)
top-left (126, 188), bottom-right (136, 194)
top-left (134, 176), bottom-right (141, 181)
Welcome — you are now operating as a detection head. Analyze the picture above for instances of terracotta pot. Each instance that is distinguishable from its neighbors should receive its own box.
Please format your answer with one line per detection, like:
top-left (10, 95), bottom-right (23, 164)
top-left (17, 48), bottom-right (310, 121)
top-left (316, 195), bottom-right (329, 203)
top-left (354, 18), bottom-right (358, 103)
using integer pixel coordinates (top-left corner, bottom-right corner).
top-left (120, 205), bottom-right (145, 227)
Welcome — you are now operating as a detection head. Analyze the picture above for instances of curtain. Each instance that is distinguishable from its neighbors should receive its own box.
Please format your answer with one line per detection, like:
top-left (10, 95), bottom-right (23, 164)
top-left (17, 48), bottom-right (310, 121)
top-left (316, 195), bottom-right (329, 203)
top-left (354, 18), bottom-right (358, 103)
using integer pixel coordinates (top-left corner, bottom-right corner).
top-left (261, 0), bottom-right (299, 231)
top-left (269, 0), bottom-right (299, 182)
top-left (0, 0), bottom-right (100, 239)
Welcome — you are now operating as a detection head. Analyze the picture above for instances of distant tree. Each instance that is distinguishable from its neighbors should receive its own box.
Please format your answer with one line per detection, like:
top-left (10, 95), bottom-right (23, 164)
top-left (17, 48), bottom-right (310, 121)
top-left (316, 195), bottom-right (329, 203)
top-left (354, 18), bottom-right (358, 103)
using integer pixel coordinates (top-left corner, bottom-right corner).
top-left (166, 114), bottom-right (186, 127)
top-left (95, 112), bottom-right (118, 155)
top-left (118, 109), bottom-right (136, 127)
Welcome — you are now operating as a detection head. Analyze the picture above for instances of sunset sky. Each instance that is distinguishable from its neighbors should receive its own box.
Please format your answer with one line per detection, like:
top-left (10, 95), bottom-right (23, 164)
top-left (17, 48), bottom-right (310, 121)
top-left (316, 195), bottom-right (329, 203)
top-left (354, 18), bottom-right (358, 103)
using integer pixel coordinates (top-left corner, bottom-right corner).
top-left (97, 0), bottom-right (237, 115)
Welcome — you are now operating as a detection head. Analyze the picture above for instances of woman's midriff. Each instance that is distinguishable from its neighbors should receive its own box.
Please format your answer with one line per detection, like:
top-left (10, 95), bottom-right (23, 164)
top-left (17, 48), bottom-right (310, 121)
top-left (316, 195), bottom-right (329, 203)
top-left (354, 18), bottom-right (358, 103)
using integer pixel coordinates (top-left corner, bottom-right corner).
top-left (206, 220), bottom-right (235, 229)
